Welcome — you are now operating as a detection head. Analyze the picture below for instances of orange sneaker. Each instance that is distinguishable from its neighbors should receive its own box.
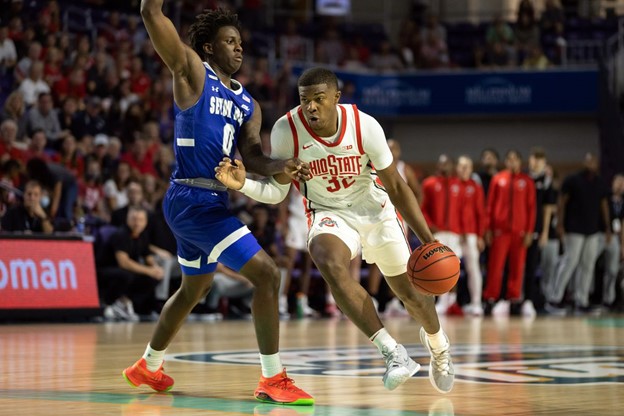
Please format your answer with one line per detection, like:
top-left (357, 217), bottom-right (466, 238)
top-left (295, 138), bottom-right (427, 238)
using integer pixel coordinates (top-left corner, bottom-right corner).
top-left (122, 358), bottom-right (174, 392)
top-left (254, 369), bottom-right (314, 405)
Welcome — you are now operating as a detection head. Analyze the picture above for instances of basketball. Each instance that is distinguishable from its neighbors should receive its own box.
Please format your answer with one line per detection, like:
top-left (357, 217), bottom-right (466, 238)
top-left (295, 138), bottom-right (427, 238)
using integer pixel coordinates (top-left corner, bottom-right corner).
top-left (407, 242), bottom-right (460, 296)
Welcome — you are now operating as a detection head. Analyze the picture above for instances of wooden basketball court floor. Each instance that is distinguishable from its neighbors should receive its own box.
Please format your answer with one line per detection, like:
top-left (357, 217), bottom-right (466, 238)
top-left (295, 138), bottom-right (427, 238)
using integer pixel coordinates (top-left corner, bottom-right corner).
top-left (1, 315), bottom-right (623, 416)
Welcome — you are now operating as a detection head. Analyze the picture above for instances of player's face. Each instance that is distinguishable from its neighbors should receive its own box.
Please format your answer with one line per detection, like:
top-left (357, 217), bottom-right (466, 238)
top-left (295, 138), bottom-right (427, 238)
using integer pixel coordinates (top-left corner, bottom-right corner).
top-left (298, 83), bottom-right (341, 136)
top-left (456, 157), bottom-right (473, 180)
top-left (23, 184), bottom-right (42, 209)
top-left (207, 26), bottom-right (243, 75)
top-left (505, 152), bottom-right (522, 172)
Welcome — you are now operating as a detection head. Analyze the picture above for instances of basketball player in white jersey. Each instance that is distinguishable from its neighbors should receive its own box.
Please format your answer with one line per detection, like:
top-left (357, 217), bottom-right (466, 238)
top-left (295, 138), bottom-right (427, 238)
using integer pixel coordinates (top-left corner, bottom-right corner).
top-left (216, 67), bottom-right (455, 394)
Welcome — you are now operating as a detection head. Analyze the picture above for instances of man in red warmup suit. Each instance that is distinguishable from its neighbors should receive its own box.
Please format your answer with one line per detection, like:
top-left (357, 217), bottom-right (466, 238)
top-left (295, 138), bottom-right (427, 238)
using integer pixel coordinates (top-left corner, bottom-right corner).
top-left (421, 154), bottom-right (463, 314)
top-left (484, 150), bottom-right (536, 316)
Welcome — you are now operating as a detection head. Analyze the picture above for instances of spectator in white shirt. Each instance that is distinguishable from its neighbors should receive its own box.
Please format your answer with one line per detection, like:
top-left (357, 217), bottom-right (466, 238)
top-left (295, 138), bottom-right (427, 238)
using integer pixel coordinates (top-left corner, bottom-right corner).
top-left (18, 61), bottom-right (51, 107)
top-left (0, 25), bottom-right (17, 71)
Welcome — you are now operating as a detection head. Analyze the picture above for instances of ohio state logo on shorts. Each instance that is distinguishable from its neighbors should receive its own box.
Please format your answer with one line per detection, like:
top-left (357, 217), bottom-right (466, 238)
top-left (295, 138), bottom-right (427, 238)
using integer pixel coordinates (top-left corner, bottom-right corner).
top-left (319, 217), bottom-right (338, 228)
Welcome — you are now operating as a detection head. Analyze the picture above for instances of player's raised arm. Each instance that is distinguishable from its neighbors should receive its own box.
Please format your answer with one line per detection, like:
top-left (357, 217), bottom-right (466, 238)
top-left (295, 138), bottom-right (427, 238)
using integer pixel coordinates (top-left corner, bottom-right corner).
top-left (140, 0), bottom-right (205, 108)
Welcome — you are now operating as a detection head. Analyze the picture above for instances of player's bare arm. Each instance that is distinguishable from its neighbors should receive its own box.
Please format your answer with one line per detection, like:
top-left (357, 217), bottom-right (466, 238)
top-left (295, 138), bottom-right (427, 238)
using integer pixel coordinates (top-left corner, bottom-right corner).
top-left (377, 163), bottom-right (435, 244)
top-left (238, 98), bottom-right (310, 181)
top-left (140, 0), bottom-right (205, 109)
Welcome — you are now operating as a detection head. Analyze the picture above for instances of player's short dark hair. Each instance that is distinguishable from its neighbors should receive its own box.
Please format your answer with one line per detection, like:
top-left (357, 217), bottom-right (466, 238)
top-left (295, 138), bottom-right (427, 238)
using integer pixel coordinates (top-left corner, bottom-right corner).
top-left (298, 67), bottom-right (339, 90)
top-left (530, 146), bottom-right (546, 159)
top-left (506, 149), bottom-right (522, 160)
top-left (188, 8), bottom-right (240, 58)
top-left (481, 147), bottom-right (499, 160)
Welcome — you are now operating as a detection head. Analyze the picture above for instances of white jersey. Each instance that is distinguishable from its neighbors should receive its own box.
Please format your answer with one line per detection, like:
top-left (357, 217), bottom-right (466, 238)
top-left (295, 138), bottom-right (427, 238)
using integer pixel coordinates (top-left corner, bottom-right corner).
top-left (287, 187), bottom-right (306, 220)
top-left (271, 104), bottom-right (394, 213)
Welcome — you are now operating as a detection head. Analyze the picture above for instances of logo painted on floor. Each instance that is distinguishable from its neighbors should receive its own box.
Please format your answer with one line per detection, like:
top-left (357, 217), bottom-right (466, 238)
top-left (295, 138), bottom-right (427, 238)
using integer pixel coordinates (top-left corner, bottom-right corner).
top-left (167, 344), bottom-right (624, 385)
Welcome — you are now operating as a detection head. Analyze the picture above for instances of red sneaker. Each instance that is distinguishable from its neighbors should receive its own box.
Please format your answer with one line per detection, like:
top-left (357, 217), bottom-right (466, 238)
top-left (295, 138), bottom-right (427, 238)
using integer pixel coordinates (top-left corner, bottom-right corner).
top-left (446, 302), bottom-right (465, 317)
top-left (123, 358), bottom-right (174, 392)
top-left (254, 369), bottom-right (314, 405)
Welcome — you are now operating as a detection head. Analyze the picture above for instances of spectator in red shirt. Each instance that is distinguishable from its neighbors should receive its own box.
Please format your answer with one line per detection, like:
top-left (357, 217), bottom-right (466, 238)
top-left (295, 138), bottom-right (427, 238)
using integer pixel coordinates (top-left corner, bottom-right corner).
top-left (421, 154), bottom-right (463, 314)
top-left (0, 119), bottom-right (27, 164)
top-left (54, 67), bottom-right (87, 104)
top-left (120, 137), bottom-right (157, 178)
top-left (53, 134), bottom-right (85, 178)
top-left (25, 128), bottom-right (56, 161)
top-left (457, 155), bottom-right (487, 316)
top-left (129, 56), bottom-right (151, 98)
top-left (484, 150), bottom-right (536, 315)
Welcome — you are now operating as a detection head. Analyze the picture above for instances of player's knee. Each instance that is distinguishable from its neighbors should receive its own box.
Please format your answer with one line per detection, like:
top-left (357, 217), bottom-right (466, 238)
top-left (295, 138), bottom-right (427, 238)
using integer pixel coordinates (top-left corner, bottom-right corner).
top-left (180, 281), bottom-right (212, 305)
top-left (252, 261), bottom-right (281, 293)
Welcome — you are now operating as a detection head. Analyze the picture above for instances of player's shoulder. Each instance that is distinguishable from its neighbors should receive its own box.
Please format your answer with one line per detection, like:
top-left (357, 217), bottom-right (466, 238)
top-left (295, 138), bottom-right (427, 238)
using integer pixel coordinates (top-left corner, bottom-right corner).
top-left (273, 112), bottom-right (292, 131)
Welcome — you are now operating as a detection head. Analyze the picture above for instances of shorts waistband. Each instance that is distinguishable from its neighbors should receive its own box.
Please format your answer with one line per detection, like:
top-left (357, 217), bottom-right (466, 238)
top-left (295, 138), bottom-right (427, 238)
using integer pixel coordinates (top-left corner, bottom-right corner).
top-left (172, 178), bottom-right (228, 192)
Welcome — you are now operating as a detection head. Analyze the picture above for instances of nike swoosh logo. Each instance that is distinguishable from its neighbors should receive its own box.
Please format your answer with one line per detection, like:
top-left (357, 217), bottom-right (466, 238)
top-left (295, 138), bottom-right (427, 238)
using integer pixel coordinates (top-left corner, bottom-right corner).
top-left (303, 144), bottom-right (313, 149)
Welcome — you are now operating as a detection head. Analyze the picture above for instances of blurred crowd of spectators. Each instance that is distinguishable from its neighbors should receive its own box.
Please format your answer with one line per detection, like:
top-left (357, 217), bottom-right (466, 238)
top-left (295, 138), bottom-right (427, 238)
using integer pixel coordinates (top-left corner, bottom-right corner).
top-left (0, 0), bottom-right (622, 320)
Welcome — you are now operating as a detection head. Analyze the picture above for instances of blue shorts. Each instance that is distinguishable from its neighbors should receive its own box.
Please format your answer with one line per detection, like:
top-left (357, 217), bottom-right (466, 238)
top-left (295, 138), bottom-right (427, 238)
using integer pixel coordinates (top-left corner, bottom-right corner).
top-left (162, 183), bottom-right (261, 275)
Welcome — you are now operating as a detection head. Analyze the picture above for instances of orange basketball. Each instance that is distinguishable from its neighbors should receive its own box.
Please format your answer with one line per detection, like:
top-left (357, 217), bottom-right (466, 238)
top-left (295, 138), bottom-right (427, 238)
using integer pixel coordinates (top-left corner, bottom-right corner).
top-left (407, 242), bottom-right (460, 296)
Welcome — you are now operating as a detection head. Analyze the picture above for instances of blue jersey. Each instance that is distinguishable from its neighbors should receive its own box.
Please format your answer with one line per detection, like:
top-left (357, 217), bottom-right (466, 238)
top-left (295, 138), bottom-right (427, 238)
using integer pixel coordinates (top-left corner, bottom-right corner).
top-left (172, 62), bottom-right (254, 181)
top-left (163, 62), bottom-right (261, 276)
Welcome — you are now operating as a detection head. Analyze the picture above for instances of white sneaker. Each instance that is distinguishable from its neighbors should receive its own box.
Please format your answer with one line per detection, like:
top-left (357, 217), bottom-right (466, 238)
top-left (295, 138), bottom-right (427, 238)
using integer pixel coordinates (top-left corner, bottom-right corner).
top-left (463, 303), bottom-right (484, 316)
top-left (521, 300), bottom-right (537, 318)
top-left (123, 299), bottom-right (140, 322)
top-left (103, 305), bottom-right (116, 321)
top-left (385, 298), bottom-right (409, 317)
top-left (381, 344), bottom-right (420, 390)
top-left (419, 327), bottom-right (454, 394)
top-left (111, 299), bottom-right (131, 320)
top-left (492, 300), bottom-right (510, 317)
top-left (296, 295), bottom-right (318, 318)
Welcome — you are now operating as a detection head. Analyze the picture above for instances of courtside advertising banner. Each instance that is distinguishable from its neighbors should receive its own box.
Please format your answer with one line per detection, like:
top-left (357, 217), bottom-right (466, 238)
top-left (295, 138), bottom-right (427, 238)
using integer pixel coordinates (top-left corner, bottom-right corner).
top-left (294, 67), bottom-right (599, 116)
top-left (0, 239), bottom-right (99, 309)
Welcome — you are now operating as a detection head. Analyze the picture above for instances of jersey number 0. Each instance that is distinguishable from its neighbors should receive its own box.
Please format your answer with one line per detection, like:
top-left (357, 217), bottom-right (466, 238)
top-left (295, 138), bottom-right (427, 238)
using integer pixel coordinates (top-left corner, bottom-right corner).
top-left (222, 123), bottom-right (235, 156)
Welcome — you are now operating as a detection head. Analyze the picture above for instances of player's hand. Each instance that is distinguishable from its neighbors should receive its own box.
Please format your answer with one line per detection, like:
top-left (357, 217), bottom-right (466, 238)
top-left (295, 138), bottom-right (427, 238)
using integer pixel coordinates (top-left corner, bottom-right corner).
top-left (283, 158), bottom-right (311, 182)
top-left (150, 265), bottom-right (165, 280)
top-left (484, 230), bottom-right (493, 246)
top-left (215, 157), bottom-right (246, 190)
top-left (477, 236), bottom-right (485, 252)
top-left (523, 232), bottom-right (533, 248)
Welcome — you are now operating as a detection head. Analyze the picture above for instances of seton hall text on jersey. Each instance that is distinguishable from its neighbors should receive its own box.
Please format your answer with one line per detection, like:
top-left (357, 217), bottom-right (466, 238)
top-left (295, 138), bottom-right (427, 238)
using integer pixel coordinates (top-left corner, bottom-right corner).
top-left (309, 154), bottom-right (362, 178)
top-left (209, 96), bottom-right (245, 125)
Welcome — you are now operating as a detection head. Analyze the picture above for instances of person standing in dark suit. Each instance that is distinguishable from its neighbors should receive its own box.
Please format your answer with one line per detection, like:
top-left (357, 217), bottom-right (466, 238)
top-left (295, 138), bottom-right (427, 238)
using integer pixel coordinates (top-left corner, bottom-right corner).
top-left (545, 153), bottom-right (611, 315)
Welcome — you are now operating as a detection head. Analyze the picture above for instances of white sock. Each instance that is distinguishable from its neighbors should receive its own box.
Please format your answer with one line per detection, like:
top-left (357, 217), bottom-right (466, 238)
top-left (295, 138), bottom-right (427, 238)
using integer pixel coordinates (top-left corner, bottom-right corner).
top-left (370, 328), bottom-right (398, 354)
top-left (142, 343), bottom-right (166, 372)
top-left (260, 352), bottom-right (283, 378)
top-left (426, 328), bottom-right (449, 350)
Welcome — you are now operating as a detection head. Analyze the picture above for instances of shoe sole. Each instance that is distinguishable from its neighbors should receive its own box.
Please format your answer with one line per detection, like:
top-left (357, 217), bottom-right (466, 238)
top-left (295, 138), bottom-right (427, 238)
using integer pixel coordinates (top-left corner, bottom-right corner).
top-left (383, 360), bottom-right (420, 391)
top-left (254, 392), bottom-right (314, 406)
top-left (122, 369), bottom-right (174, 393)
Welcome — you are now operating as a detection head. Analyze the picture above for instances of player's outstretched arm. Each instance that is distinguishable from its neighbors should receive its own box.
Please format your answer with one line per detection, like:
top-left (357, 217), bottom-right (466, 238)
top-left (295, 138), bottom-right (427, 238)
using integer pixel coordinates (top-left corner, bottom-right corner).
top-left (140, 0), bottom-right (204, 108)
top-left (215, 158), bottom-right (291, 204)
top-left (377, 164), bottom-right (435, 244)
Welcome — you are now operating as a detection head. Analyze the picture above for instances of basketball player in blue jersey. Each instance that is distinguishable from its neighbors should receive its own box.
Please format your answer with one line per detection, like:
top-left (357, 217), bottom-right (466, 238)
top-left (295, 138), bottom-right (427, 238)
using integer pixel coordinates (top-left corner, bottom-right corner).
top-left (216, 67), bottom-right (455, 394)
top-left (122, 1), bottom-right (313, 405)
